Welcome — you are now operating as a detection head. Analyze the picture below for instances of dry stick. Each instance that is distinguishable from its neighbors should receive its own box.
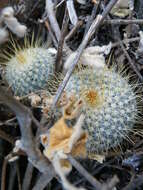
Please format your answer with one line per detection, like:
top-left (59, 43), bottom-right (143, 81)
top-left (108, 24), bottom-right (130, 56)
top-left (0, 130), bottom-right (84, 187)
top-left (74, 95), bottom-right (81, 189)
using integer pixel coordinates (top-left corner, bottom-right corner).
top-left (52, 0), bottom-right (119, 108)
top-left (66, 0), bottom-right (78, 26)
top-left (46, 0), bottom-right (61, 42)
top-left (104, 19), bottom-right (143, 25)
top-left (128, 0), bottom-right (134, 37)
top-left (55, 8), bottom-right (69, 72)
top-left (118, 39), bottom-right (143, 82)
top-left (103, 175), bottom-right (119, 190)
top-left (0, 117), bottom-right (16, 127)
top-left (83, 1), bottom-right (101, 37)
top-left (8, 164), bottom-right (17, 190)
top-left (122, 173), bottom-right (136, 190)
top-left (26, 0), bottom-right (41, 18)
top-left (68, 155), bottom-right (102, 190)
top-left (22, 163), bottom-right (34, 190)
top-left (45, 20), bottom-right (58, 48)
top-left (0, 128), bottom-right (15, 145)
top-left (68, 155), bottom-right (119, 190)
top-left (0, 87), bottom-right (55, 175)
top-left (65, 20), bottom-right (83, 41)
top-left (32, 172), bottom-right (54, 190)
top-left (45, 0), bottom-right (72, 56)
top-left (16, 162), bottom-right (22, 190)
top-left (55, 0), bottom-right (66, 9)
top-left (111, 37), bottom-right (140, 48)
top-left (1, 152), bottom-right (17, 190)
top-left (122, 175), bottom-right (143, 190)
top-left (1, 157), bottom-right (8, 190)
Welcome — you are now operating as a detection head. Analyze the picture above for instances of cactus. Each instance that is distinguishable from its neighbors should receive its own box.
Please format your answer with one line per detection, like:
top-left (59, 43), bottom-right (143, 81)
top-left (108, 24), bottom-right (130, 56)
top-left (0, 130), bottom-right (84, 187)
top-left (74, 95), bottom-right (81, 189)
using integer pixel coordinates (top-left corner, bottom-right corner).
top-left (5, 47), bottom-right (56, 96)
top-left (65, 66), bottom-right (139, 155)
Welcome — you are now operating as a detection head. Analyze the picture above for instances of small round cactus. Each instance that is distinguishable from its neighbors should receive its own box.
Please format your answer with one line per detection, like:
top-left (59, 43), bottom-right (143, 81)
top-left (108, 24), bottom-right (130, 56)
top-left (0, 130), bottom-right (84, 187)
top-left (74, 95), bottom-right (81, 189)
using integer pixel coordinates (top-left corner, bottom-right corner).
top-left (5, 47), bottom-right (56, 96)
top-left (65, 66), bottom-right (139, 155)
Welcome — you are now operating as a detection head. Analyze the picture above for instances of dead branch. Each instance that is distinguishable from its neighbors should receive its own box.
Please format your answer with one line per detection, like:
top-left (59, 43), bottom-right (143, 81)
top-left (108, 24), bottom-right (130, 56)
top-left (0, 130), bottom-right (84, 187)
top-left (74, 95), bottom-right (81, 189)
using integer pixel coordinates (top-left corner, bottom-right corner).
top-left (118, 39), bottom-right (143, 82)
top-left (16, 163), bottom-right (22, 190)
top-left (0, 128), bottom-right (15, 145)
top-left (1, 155), bottom-right (8, 190)
top-left (46, 0), bottom-right (61, 42)
top-left (22, 163), bottom-right (34, 190)
top-left (1, 152), bottom-right (18, 190)
top-left (45, 19), bottom-right (58, 48)
top-left (32, 172), bottom-right (54, 190)
top-left (55, 8), bottom-right (69, 72)
top-left (68, 155), bottom-right (119, 190)
top-left (8, 164), bottom-right (17, 190)
top-left (66, 0), bottom-right (78, 26)
top-left (68, 155), bottom-right (102, 190)
top-left (65, 20), bottom-right (83, 41)
top-left (104, 19), bottom-right (143, 25)
top-left (111, 37), bottom-right (140, 48)
top-left (122, 175), bottom-right (143, 190)
top-left (0, 86), bottom-right (55, 175)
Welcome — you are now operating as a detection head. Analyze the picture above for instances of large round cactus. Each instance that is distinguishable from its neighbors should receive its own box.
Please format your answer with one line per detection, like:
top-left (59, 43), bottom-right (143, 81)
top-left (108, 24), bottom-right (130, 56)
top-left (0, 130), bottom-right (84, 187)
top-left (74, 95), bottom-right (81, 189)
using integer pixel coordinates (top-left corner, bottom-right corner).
top-left (5, 47), bottom-right (56, 96)
top-left (65, 66), bottom-right (138, 155)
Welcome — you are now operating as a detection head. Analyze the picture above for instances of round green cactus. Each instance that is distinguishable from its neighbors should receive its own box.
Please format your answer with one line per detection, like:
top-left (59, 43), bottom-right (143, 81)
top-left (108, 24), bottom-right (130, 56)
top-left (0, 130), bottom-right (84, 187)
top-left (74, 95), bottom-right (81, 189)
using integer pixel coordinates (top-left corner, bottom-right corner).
top-left (65, 66), bottom-right (139, 155)
top-left (5, 47), bottom-right (56, 96)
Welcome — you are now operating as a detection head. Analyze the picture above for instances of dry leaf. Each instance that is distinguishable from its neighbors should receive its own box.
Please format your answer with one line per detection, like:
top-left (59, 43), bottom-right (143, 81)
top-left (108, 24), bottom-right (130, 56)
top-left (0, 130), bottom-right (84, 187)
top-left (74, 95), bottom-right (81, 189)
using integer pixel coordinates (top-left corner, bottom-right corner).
top-left (43, 117), bottom-right (87, 159)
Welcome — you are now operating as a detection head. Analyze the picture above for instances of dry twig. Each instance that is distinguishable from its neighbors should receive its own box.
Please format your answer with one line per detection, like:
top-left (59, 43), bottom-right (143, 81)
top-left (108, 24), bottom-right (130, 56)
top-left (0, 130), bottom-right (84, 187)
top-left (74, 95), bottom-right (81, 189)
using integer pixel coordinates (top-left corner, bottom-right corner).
top-left (32, 172), bottom-right (54, 190)
top-left (118, 39), bottom-right (143, 82)
top-left (104, 19), bottom-right (143, 25)
top-left (0, 128), bottom-right (15, 145)
top-left (22, 163), bottom-right (34, 190)
top-left (66, 0), bottom-right (78, 26)
top-left (46, 0), bottom-right (61, 42)
top-left (68, 155), bottom-right (119, 190)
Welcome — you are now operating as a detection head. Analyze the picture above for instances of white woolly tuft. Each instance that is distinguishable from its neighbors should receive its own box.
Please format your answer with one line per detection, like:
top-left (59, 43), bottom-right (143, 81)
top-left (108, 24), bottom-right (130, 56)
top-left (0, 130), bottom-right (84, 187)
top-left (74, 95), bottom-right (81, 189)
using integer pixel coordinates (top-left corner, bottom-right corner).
top-left (63, 43), bottom-right (112, 73)
top-left (48, 48), bottom-right (57, 55)
top-left (1, 7), bottom-right (14, 18)
top-left (0, 6), bottom-right (27, 40)
top-left (3, 15), bottom-right (27, 38)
